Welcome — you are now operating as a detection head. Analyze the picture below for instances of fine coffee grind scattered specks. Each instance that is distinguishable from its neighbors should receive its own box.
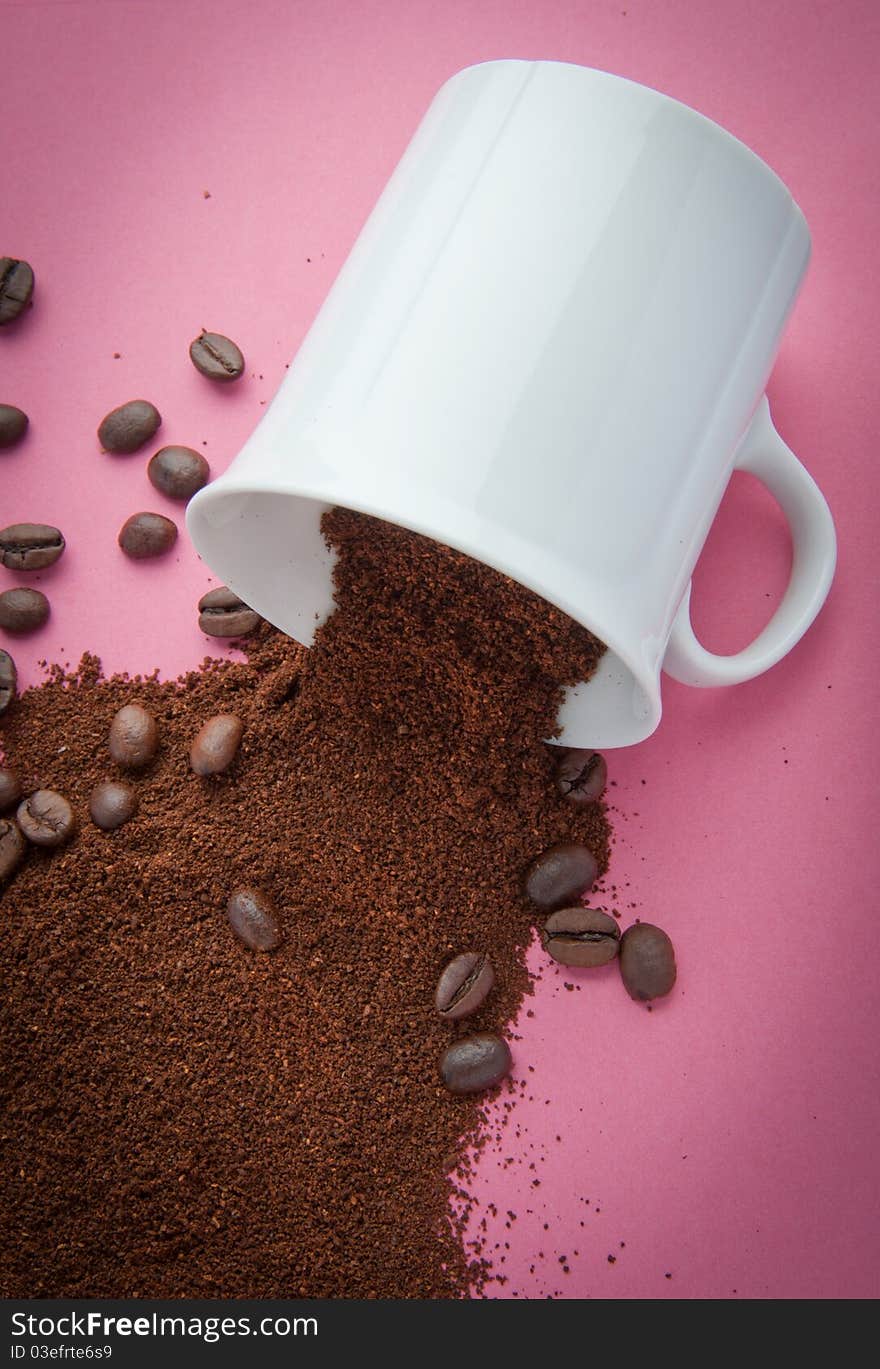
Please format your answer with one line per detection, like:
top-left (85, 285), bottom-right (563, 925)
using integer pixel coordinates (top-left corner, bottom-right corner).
top-left (0, 509), bottom-right (609, 1298)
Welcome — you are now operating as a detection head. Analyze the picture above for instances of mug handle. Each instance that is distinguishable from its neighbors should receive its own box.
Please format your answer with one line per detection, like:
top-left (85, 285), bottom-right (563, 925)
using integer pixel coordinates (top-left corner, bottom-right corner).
top-left (662, 395), bottom-right (836, 687)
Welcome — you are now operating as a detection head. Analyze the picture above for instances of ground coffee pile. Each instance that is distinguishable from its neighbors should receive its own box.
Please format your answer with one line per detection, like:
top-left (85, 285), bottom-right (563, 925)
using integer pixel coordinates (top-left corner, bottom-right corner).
top-left (1, 510), bottom-right (609, 1298)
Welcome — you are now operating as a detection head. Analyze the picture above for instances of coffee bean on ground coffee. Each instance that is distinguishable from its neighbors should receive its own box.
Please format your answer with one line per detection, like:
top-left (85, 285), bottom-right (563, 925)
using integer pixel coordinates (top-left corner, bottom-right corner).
top-left (619, 923), bottom-right (677, 1002)
top-left (108, 703), bottom-right (159, 769)
top-left (16, 789), bottom-right (75, 847)
top-left (190, 714), bottom-right (243, 776)
top-left (440, 1033), bottom-right (513, 1095)
top-left (226, 887), bottom-right (283, 952)
top-left (435, 953), bottom-right (495, 1021)
top-left (0, 509), bottom-right (609, 1298)
top-left (89, 781), bottom-right (138, 832)
top-left (0, 404), bottom-right (29, 448)
top-left (0, 257), bottom-right (34, 326)
top-left (197, 586), bottom-right (260, 638)
top-left (148, 446), bottom-right (210, 501)
top-left (0, 523), bottom-right (65, 572)
top-left (554, 748), bottom-right (608, 805)
top-left (0, 768), bottom-right (22, 811)
top-left (189, 331), bottom-right (245, 382)
top-left (0, 649), bottom-right (16, 714)
top-left (523, 841), bottom-right (600, 912)
top-left (0, 818), bottom-right (25, 881)
top-left (98, 400), bottom-right (161, 454)
top-left (0, 587), bottom-right (49, 634)
top-left (118, 512), bottom-right (177, 560)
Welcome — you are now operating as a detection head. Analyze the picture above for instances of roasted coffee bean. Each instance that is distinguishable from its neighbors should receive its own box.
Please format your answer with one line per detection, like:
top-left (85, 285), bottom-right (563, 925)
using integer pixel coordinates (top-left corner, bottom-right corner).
top-left (118, 512), bottom-right (177, 559)
top-left (148, 446), bottom-right (210, 501)
top-left (98, 400), bottom-right (161, 454)
top-left (0, 587), bottom-right (50, 633)
top-left (0, 258), bottom-right (34, 326)
top-left (17, 790), bottom-right (75, 848)
top-left (89, 781), bottom-right (138, 832)
top-left (189, 331), bottom-right (245, 382)
top-left (555, 747), bottom-right (607, 805)
top-left (0, 649), bottom-right (16, 715)
top-left (0, 404), bottom-right (28, 449)
top-left (0, 818), bottom-right (26, 881)
top-left (190, 714), bottom-right (243, 776)
top-left (108, 704), bottom-right (159, 769)
top-left (619, 923), bottom-right (677, 1002)
top-left (0, 523), bottom-right (65, 571)
top-left (541, 906), bottom-right (620, 968)
top-left (0, 768), bottom-right (22, 812)
top-left (439, 1033), bottom-right (512, 1095)
top-left (435, 953), bottom-right (495, 1020)
top-left (198, 586), bottom-right (260, 638)
top-left (226, 887), bottom-right (282, 951)
top-left (523, 842), bottom-right (599, 912)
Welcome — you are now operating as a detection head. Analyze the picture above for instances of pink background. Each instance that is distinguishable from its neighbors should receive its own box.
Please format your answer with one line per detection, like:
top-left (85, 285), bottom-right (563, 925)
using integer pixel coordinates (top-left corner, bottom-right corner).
top-left (2, 0), bottom-right (878, 1299)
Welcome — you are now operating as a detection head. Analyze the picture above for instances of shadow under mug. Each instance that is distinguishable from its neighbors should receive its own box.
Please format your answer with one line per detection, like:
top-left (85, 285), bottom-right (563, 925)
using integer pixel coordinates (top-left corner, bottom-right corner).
top-left (187, 60), bottom-right (836, 747)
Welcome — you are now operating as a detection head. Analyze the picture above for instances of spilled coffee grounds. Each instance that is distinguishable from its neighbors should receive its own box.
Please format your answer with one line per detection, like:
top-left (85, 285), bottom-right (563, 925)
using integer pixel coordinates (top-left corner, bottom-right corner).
top-left (0, 510), bottom-right (609, 1298)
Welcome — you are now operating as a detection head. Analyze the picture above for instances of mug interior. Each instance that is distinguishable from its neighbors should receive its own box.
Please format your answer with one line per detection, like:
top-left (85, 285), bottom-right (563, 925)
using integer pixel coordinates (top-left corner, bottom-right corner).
top-left (186, 487), bottom-right (659, 748)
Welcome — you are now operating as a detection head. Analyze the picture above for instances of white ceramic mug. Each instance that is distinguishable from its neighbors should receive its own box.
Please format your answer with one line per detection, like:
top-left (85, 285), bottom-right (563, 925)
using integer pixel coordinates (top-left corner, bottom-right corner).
top-left (187, 59), bottom-right (836, 747)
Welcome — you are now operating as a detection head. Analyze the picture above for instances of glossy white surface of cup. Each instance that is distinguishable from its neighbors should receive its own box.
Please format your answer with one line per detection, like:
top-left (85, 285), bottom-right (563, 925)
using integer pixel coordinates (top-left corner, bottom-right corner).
top-left (188, 60), bottom-right (836, 746)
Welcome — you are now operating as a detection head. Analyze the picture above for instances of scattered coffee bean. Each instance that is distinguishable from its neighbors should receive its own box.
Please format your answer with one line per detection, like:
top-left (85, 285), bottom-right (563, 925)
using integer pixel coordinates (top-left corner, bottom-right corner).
top-left (0, 768), bottom-right (22, 812)
top-left (619, 923), bottom-right (677, 1002)
top-left (541, 906), bottom-right (620, 968)
top-left (190, 714), bottom-right (243, 776)
top-left (189, 331), bottom-right (245, 383)
top-left (523, 842), bottom-right (599, 912)
top-left (0, 404), bottom-right (28, 449)
top-left (435, 953), bottom-right (495, 1020)
top-left (148, 446), bottom-right (210, 501)
top-left (118, 512), bottom-right (177, 560)
top-left (0, 258), bottom-right (34, 326)
top-left (0, 523), bottom-right (65, 572)
top-left (197, 586), bottom-right (260, 638)
top-left (439, 1033), bottom-right (512, 1095)
top-left (0, 649), bottom-right (16, 715)
top-left (89, 781), bottom-right (138, 832)
top-left (0, 818), bottom-right (26, 881)
top-left (108, 704), bottom-right (159, 770)
top-left (17, 790), bottom-right (75, 848)
top-left (226, 887), bottom-right (282, 952)
top-left (0, 587), bottom-right (50, 634)
top-left (555, 748), bottom-right (607, 805)
top-left (98, 400), bottom-right (161, 454)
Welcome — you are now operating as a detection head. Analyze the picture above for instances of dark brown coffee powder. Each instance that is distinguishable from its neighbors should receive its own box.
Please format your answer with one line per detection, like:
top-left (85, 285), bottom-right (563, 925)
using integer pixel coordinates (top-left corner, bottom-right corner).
top-left (0, 509), bottom-right (609, 1298)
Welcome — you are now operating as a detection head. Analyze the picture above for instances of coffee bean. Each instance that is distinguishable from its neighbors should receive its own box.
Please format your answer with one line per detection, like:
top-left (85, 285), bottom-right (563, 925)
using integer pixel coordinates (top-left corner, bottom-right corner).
top-left (148, 446), bottom-right (210, 501)
top-left (0, 404), bottom-right (28, 449)
top-left (98, 400), bottom-right (161, 454)
top-left (17, 790), bottom-right (75, 848)
top-left (523, 842), bottom-right (599, 912)
top-left (118, 512), bottom-right (177, 559)
top-left (108, 704), bottom-right (159, 769)
top-left (189, 331), bottom-right (245, 383)
top-left (555, 748), bottom-right (607, 805)
top-left (0, 818), bottom-right (26, 881)
top-left (435, 953), bottom-right (495, 1020)
top-left (541, 907), bottom-right (620, 968)
top-left (0, 258), bottom-right (34, 326)
top-left (89, 781), bottom-right (138, 831)
top-left (619, 923), bottom-right (677, 1002)
top-left (0, 649), bottom-right (16, 715)
top-left (226, 887), bottom-right (282, 952)
top-left (0, 587), bottom-right (50, 633)
top-left (439, 1033), bottom-right (512, 1095)
top-left (190, 714), bottom-right (243, 776)
top-left (198, 586), bottom-right (260, 638)
top-left (0, 768), bottom-right (22, 812)
top-left (0, 523), bottom-right (65, 571)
